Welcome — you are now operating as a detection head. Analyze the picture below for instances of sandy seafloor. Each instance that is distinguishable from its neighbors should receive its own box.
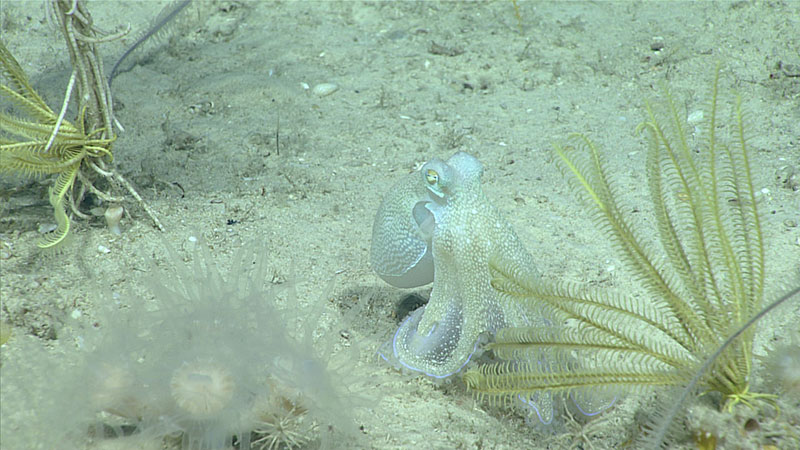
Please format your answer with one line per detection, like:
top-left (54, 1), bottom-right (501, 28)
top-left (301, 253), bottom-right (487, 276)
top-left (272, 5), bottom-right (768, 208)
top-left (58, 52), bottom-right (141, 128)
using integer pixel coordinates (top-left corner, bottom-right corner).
top-left (1, 1), bottom-right (799, 449)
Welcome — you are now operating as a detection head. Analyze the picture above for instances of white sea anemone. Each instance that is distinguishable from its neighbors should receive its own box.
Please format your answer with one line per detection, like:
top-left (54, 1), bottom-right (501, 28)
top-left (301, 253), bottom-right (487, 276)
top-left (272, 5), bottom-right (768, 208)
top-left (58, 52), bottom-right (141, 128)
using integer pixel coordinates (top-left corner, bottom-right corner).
top-left (11, 237), bottom-right (378, 450)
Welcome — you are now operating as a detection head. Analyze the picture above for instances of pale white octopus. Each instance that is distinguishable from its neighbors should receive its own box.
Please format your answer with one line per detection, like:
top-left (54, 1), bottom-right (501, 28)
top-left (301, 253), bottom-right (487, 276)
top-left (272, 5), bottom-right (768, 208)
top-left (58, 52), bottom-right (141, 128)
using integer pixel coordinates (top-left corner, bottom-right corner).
top-left (371, 152), bottom-right (616, 424)
top-left (371, 152), bottom-right (542, 377)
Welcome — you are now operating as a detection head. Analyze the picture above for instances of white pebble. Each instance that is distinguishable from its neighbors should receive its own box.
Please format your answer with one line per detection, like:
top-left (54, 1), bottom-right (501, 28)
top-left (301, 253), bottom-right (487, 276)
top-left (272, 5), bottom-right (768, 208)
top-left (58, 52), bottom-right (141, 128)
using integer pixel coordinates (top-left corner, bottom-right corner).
top-left (97, 245), bottom-right (110, 254)
top-left (312, 83), bottom-right (339, 97)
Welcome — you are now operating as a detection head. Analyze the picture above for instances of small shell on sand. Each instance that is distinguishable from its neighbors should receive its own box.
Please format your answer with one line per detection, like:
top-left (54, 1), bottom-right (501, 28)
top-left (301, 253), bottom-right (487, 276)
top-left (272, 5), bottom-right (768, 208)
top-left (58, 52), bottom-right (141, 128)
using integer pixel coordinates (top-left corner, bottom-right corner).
top-left (312, 83), bottom-right (339, 97)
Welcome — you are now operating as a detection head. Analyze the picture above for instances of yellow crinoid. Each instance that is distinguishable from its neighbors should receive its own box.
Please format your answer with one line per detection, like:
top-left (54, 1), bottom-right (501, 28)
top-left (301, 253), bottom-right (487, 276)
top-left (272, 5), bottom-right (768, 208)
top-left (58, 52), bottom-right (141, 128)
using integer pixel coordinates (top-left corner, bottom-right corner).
top-left (1, 41), bottom-right (115, 250)
top-left (464, 65), bottom-right (799, 445)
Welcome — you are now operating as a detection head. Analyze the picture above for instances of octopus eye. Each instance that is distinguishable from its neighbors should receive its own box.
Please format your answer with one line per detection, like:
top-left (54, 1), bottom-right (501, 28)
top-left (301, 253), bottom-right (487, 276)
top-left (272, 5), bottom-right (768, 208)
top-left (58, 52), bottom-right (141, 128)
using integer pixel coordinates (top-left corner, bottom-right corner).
top-left (425, 169), bottom-right (439, 186)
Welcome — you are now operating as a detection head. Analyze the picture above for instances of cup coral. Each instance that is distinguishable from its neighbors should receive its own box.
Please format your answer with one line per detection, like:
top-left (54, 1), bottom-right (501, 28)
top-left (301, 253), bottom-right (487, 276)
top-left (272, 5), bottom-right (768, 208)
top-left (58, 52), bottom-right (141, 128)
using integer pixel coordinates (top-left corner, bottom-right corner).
top-left (170, 360), bottom-right (237, 420)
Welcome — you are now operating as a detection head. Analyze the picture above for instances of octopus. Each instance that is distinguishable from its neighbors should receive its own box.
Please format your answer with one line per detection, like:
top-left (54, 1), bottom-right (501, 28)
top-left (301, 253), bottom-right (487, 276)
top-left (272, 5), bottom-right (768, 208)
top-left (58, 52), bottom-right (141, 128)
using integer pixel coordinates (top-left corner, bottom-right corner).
top-left (370, 152), bottom-right (542, 379)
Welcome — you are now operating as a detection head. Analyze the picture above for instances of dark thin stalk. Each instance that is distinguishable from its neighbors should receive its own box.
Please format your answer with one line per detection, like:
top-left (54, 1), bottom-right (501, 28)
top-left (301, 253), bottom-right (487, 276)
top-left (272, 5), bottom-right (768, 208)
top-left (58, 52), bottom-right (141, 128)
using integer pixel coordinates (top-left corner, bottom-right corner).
top-left (108, 0), bottom-right (191, 86)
